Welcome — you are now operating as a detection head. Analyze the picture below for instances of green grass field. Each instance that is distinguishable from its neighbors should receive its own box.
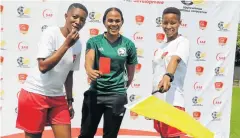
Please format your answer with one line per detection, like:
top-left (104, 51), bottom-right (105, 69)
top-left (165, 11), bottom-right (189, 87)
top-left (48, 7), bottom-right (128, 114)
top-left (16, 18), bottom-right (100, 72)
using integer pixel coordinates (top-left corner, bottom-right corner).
top-left (230, 87), bottom-right (240, 138)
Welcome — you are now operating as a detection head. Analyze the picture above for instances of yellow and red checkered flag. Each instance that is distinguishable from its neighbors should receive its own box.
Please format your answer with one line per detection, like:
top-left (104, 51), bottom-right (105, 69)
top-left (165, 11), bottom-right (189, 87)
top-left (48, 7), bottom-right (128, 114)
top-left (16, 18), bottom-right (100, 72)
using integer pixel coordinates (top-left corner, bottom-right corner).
top-left (125, 95), bottom-right (214, 138)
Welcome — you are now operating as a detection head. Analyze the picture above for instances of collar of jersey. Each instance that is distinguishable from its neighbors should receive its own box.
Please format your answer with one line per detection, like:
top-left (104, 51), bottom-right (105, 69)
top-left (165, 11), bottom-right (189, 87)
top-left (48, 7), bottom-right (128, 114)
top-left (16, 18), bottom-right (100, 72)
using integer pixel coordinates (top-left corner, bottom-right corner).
top-left (103, 32), bottom-right (122, 45)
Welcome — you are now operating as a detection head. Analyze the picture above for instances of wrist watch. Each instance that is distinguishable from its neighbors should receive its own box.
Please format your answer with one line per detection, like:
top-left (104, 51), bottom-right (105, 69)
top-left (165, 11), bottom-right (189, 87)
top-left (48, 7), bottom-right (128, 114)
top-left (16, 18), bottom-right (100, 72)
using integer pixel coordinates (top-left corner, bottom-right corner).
top-left (67, 98), bottom-right (74, 103)
top-left (164, 73), bottom-right (174, 82)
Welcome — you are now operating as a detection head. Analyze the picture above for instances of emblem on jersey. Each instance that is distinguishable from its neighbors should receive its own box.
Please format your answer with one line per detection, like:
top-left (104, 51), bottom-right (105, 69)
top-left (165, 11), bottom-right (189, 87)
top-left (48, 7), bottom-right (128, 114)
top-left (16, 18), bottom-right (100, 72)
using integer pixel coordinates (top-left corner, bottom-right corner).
top-left (117, 47), bottom-right (127, 56)
top-left (73, 54), bottom-right (76, 63)
top-left (161, 52), bottom-right (168, 59)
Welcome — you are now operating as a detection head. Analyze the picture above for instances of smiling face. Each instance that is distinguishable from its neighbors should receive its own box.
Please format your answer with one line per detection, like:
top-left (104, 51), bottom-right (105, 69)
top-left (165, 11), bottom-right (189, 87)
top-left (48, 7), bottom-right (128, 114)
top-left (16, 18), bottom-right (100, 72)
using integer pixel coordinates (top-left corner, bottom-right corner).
top-left (162, 13), bottom-right (181, 40)
top-left (65, 7), bottom-right (87, 32)
top-left (104, 10), bottom-right (123, 36)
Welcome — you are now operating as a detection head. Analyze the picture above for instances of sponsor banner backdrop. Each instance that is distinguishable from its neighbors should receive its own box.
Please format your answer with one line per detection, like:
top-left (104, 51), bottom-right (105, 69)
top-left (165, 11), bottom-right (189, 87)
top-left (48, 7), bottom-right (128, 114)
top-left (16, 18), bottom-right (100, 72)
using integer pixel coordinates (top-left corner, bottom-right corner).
top-left (0, 0), bottom-right (239, 138)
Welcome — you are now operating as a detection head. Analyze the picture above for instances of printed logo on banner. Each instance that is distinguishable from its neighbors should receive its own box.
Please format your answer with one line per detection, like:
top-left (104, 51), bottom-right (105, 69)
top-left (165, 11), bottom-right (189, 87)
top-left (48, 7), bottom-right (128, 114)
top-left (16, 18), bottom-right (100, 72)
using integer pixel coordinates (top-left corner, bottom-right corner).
top-left (215, 67), bottom-right (225, 76)
top-left (136, 47), bottom-right (144, 58)
top-left (195, 51), bottom-right (206, 61)
top-left (194, 82), bottom-right (203, 91)
top-left (214, 82), bottom-right (224, 91)
top-left (129, 94), bottom-right (141, 102)
top-left (18, 41), bottom-right (29, 51)
top-left (218, 37), bottom-right (228, 46)
top-left (135, 15), bottom-right (144, 25)
top-left (0, 90), bottom-right (4, 100)
top-left (180, 20), bottom-right (187, 28)
top-left (0, 56), bottom-right (4, 65)
top-left (135, 63), bottom-right (142, 73)
top-left (196, 66), bottom-right (204, 76)
top-left (88, 12), bottom-right (101, 23)
top-left (0, 40), bottom-right (6, 50)
top-left (218, 21), bottom-right (230, 31)
top-left (41, 25), bottom-right (48, 32)
top-left (17, 6), bottom-right (30, 18)
top-left (17, 57), bottom-right (31, 68)
top-left (130, 111), bottom-right (139, 120)
top-left (124, 0), bottom-right (164, 4)
top-left (0, 5), bottom-right (4, 14)
top-left (213, 97), bottom-right (222, 106)
top-left (181, 0), bottom-right (205, 5)
top-left (129, 94), bottom-right (141, 120)
top-left (180, 0), bottom-right (207, 14)
top-left (133, 32), bottom-right (144, 41)
top-left (131, 79), bottom-right (140, 88)
top-left (199, 20), bottom-right (207, 30)
top-left (156, 33), bottom-right (165, 43)
top-left (212, 111), bottom-right (222, 121)
top-left (89, 28), bottom-right (99, 37)
top-left (42, 9), bottom-right (53, 19)
top-left (216, 53), bottom-right (226, 62)
top-left (156, 17), bottom-right (162, 27)
top-left (1, 26), bottom-right (3, 32)
top-left (197, 37), bottom-right (206, 45)
top-left (193, 111), bottom-right (201, 120)
top-left (192, 96), bottom-right (203, 106)
top-left (19, 24), bottom-right (29, 34)
top-left (18, 73), bottom-right (28, 84)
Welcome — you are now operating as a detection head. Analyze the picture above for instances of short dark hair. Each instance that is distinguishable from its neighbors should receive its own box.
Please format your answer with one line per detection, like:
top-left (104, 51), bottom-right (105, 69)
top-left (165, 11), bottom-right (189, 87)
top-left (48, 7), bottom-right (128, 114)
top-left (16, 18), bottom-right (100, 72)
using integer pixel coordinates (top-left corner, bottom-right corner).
top-left (67, 3), bottom-right (88, 15)
top-left (102, 7), bottom-right (124, 24)
top-left (162, 7), bottom-right (181, 20)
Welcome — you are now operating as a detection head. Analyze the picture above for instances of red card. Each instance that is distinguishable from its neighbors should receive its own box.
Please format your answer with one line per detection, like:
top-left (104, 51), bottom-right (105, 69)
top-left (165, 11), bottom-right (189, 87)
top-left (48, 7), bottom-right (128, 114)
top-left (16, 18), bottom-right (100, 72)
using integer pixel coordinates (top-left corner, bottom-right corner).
top-left (99, 57), bottom-right (111, 74)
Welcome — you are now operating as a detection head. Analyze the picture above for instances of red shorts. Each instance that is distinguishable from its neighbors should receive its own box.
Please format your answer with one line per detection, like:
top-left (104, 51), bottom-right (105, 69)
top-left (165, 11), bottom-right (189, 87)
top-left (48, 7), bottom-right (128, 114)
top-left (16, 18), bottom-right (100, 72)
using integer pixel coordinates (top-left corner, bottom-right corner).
top-left (16, 89), bottom-right (70, 134)
top-left (154, 106), bottom-right (186, 138)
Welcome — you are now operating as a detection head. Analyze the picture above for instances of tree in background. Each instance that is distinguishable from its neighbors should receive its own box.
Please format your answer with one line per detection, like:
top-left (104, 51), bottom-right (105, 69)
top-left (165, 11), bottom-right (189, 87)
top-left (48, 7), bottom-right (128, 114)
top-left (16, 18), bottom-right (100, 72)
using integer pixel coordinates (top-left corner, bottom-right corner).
top-left (237, 24), bottom-right (240, 47)
top-left (235, 24), bottom-right (240, 66)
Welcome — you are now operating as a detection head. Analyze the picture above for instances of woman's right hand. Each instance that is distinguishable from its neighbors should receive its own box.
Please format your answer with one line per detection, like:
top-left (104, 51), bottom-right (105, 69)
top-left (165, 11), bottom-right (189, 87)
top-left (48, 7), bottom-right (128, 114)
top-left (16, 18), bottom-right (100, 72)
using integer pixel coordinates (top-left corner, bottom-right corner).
top-left (86, 69), bottom-right (102, 81)
top-left (64, 27), bottom-right (79, 48)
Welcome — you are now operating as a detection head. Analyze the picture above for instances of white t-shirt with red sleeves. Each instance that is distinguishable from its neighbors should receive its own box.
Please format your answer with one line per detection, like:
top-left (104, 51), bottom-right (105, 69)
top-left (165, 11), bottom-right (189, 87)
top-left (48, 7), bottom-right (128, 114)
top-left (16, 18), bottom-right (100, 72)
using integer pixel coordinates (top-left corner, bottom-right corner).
top-left (23, 26), bottom-right (82, 96)
top-left (152, 36), bottom-right (190, 107)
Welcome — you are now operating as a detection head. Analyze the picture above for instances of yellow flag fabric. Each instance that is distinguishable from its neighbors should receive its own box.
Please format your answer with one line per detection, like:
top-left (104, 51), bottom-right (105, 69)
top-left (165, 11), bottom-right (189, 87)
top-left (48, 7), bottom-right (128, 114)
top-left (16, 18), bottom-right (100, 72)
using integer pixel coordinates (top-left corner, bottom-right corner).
top-left (125, 95), bottom-right (214, 138)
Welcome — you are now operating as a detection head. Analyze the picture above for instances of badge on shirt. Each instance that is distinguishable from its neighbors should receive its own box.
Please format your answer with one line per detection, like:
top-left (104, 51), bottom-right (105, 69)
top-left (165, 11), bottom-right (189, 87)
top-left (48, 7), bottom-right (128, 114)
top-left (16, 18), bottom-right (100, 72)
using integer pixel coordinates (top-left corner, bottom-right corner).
top-left (161, 51), bottom-right (168, 59)
top-left (117, 47), bottom-right (127, 57)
